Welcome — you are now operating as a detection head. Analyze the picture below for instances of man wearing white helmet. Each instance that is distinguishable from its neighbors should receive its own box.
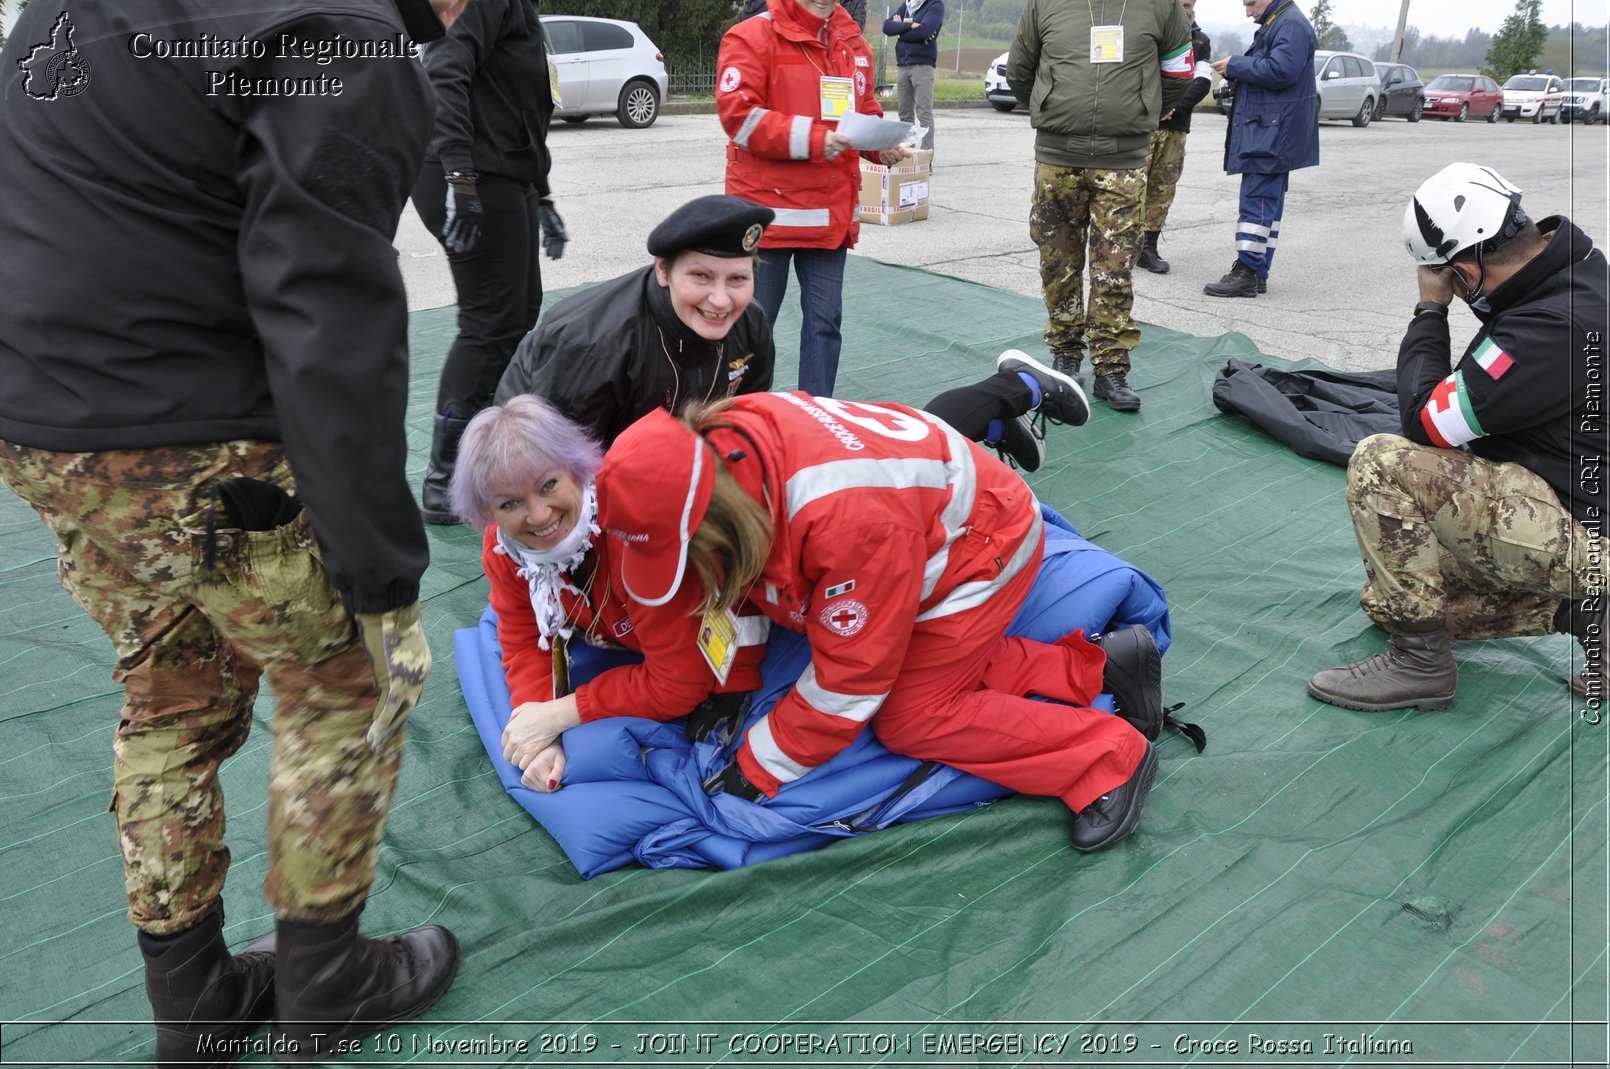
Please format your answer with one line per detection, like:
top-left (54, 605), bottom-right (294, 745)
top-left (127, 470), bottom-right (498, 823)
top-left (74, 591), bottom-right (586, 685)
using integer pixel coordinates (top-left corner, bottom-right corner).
top-left (1308, 162), bottom-right (1609, 712)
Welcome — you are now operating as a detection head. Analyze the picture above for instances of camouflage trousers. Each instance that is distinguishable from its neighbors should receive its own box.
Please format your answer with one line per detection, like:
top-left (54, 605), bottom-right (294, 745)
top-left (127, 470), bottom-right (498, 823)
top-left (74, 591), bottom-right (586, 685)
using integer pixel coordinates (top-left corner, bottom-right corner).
top-left (1141, 129), bottom-right (1188, 233)
top-left (0, 439), bottom-right (405, 936)
top-left (1030, 162), bottom-right (1146, 374)
top-left (1346, 434), bottom-right (1602, 639)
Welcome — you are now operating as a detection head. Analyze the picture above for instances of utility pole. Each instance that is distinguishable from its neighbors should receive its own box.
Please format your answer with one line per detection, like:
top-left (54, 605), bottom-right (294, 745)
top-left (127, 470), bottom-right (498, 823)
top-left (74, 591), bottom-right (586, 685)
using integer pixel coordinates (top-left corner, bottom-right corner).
top-left (954, 0), bottom-right (964, 76)
top-left (1389, 0), bottom-right (1410, 61)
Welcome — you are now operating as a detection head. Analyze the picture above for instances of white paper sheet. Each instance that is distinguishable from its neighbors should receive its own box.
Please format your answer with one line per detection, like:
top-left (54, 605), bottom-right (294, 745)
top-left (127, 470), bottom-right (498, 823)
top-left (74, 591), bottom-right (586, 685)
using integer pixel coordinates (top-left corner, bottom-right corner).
top-left (835, 110), bottom-right (920, 150)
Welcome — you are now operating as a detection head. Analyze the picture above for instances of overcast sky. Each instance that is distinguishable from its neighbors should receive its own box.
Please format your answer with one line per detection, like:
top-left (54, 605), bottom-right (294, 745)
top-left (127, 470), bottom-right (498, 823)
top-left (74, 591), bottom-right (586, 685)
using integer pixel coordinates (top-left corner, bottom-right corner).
top-left (1194, 0), bottom-right (1608, 34)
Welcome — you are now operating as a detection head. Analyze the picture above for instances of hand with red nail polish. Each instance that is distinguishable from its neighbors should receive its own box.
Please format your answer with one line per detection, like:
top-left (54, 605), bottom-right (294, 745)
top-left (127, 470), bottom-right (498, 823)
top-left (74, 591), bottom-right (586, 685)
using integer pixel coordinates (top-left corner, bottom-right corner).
top-left (519, 741), bottom-right (567, 793)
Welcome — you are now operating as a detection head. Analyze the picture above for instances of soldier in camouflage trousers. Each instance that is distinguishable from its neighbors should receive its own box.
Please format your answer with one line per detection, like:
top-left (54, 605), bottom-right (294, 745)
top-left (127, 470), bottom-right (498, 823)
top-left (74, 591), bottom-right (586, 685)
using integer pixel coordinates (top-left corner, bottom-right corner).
top-left (1308, 164), bottom-right (1609, 714)
top-left (0, 0), bottom-right (464, 1061)
top-left (1007, 0), bottom-right (1192, 413)
top-left (1342, 433), bottom-right (1597, 638)
top-left (1141, 132), bottom-right (1187, 236)
top-left (0, 442), bottom-right (412, 936)
top-left (1137, 0), bottom-right (1213, 276)
top-left (1030, 163), bottom-right (1148, 410)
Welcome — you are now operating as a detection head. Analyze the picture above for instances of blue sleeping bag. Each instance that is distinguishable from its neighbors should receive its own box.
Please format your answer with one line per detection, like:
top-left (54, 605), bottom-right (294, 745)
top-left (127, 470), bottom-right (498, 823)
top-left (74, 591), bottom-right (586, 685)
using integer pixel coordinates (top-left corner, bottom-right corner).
top-left (457, 506), bottom-right (1170, 878)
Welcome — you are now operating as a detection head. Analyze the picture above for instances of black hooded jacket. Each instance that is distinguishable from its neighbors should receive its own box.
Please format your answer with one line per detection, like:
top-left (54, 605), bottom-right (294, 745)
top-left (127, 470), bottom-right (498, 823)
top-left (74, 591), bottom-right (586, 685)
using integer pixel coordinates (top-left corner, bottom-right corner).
top-left (0, 0), bottom-right (440, 612)
top-left (421, 0), bottom-right (554, 190)
top-left (1397, 215), bottom-right (1609, 524)
top-left (495, 266), bottom-right (775, 445)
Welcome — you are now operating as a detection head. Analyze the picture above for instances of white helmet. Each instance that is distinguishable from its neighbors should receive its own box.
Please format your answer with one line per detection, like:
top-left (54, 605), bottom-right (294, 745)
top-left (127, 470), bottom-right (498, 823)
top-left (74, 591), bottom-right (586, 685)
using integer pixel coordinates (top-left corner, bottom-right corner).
top-left (1402, 163), bottom-right (1527, 266)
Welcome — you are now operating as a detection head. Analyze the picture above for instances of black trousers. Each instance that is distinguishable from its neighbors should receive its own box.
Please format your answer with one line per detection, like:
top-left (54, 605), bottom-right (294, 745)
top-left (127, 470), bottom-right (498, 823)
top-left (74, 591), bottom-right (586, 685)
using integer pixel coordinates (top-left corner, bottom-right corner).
top-left (924, 371), bottom-right (1034, 441)
top-left (411, 169), bottom-right (544, 418)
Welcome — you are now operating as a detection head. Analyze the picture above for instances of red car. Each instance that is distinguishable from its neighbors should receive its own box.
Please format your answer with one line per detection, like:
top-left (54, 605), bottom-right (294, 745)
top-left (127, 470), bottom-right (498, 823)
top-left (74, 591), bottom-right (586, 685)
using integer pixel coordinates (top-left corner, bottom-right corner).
top-left (1422, 73), bottom-right (1503, 122)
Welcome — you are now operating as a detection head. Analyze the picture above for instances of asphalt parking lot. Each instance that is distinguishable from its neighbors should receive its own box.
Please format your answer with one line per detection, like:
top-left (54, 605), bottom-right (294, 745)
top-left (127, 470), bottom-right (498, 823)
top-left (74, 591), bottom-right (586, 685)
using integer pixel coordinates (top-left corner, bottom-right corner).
top-left (395, 107), bottom-right (1608, 373)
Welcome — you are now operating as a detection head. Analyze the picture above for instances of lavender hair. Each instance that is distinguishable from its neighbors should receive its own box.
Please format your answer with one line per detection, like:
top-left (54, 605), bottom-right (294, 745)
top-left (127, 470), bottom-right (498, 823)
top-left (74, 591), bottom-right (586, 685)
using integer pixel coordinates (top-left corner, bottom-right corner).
top-left (448, 395), bottom-right (605, 530)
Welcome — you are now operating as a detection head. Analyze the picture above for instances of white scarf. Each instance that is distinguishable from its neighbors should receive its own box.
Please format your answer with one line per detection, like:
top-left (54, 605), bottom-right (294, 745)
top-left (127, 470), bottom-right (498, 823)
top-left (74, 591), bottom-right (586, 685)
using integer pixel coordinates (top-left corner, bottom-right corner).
top-left (906, 0), bottom-right (927, 17)
top-left (491, 480), bottom-right (600, 650)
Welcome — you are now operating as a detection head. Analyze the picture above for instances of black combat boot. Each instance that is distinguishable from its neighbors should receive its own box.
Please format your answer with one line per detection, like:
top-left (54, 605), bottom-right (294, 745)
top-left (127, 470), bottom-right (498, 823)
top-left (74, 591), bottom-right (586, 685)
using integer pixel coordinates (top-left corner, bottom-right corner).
top-left (1203, 260), bottom-right (1260, 298)
top-left (420, 413), bottom-right (471, 524)
top-left (1136, 230), bottom-right (1169, 274)
top-left (1306, 620), bottom-right (1459, 711)
top-left (138, 904), bottom-right (275, 1067)
top-left (1093, 371), bottom-right (1141, 412)
top-left (273, 908), bottom-right (459, 1063)
top-left (1051, 344), bottom-right (1085, 382)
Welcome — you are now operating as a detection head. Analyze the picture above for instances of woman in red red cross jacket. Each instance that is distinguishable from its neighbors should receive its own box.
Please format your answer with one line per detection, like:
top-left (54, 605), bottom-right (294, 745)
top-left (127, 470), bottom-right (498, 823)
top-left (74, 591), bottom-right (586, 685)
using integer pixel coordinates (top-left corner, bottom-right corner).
top-left (590, 393), bottom-right (1166, 853)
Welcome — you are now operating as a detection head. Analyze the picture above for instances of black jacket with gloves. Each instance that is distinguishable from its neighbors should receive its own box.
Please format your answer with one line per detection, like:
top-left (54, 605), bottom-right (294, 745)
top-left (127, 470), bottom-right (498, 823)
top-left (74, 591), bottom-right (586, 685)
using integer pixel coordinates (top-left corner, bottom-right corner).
top-left (0, 0), bottom-right (439, 613)
top-left (423, 0), bottom-right (554, 191)
top-left (495, 266), bottom-right (775, 445)
top-left (1159, 22), bottom-right (1212, 133)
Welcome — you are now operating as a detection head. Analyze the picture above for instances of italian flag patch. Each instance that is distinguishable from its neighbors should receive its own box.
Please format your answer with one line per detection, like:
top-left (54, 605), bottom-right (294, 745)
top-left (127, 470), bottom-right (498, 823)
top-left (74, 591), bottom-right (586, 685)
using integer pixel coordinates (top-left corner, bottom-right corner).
top-left (824, 579), bottom-right (856, 599)
top-left (1161, 41), bottom-right (1193, 78)
top-left (1420, 371), bottom-right (1486, 448)
top-left (1472, 336), bottom-right (1514, 379)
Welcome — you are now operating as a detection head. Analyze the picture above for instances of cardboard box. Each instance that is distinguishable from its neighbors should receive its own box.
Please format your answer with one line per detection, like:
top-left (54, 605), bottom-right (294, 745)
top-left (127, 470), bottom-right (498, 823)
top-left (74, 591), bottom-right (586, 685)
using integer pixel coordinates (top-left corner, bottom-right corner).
top-left (858, 149), bottom-right (933, 226)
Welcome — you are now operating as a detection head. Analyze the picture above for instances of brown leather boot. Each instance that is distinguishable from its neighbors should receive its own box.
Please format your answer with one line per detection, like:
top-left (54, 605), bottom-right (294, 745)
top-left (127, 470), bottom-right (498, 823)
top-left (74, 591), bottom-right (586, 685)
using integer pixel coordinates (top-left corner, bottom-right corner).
top-left (1307, 621), bottom-right (1458, 711)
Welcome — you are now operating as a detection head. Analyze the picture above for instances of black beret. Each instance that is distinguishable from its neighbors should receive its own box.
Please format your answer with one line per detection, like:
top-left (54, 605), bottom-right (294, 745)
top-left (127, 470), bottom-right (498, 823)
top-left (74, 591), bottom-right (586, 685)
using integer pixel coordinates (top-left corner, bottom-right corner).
top-left (646, 195), bottom-right (774, 259)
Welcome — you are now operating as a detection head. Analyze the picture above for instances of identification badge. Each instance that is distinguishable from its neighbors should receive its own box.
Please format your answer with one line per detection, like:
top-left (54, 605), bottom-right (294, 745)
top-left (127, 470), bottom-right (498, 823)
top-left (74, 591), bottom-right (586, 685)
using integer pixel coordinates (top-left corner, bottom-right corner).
top-left (820, 76), bottom-right (854, 120)
top-left (1090, 25), bottom-right (1124, 63)
top-left (696, 608), bottom-right (740, 685)
top-left (551, 634), bottom-right (571, 700)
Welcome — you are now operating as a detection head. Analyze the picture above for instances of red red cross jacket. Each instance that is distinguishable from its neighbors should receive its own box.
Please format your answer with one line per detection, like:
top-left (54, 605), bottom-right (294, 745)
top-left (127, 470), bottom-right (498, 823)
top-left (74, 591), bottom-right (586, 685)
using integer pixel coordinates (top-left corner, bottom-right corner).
top-left (482, 527), bottom-right (765, 721)
top-left (701, 393), bottom-right (1044, 796)
top-left (717, 0), bottom-right (882, 251)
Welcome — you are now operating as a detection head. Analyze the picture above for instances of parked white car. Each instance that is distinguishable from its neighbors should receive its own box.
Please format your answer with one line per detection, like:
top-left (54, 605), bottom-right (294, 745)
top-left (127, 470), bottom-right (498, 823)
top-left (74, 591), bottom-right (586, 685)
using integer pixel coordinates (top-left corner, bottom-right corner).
top-left (983, 51), bottom-right (1016, 112)
top-left (542, 15), bottom-right (667, 129)
top-left (1500, 72), bottom-right (1564, 124)
top-left (1561, 76), bottom-right (1609, 124)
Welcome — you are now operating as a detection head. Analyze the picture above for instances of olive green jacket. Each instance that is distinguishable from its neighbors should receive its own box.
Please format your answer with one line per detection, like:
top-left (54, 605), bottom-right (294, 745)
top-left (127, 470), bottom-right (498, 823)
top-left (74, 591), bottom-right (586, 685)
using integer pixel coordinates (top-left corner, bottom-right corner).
top-left (1006, 0), bottom-right (1191, 169)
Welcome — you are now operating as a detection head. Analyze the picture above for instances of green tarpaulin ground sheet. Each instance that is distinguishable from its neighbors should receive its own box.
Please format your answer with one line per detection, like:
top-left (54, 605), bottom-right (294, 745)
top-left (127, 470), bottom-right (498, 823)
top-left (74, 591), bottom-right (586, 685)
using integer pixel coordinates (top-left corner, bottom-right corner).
top-left (2, 257), bottom-right (1605, 1069)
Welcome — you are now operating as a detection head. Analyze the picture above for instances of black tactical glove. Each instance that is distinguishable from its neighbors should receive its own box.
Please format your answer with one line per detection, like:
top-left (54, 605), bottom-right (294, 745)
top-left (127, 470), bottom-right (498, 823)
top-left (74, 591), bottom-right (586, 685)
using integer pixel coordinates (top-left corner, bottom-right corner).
top-left (538, 199), bottom-right (568, 260)
top-left (703, 760), bottom-right (763, 802)
top-left (685, 691), bottom-right (751, 745)
top-left (213, 477), bottom-right (301, 531)
top-left (442, 173), bottom-right (483, 255)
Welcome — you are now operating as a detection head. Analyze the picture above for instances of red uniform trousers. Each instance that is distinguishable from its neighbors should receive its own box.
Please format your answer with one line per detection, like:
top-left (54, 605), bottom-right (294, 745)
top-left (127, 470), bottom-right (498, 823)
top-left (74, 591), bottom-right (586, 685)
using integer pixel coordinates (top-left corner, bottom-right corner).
top-left (867, 541), bottom-right (1148, 813)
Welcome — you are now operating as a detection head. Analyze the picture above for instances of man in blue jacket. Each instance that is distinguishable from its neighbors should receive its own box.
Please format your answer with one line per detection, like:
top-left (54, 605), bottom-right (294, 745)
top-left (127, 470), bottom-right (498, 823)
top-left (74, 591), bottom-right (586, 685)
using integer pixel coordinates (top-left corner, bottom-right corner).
top-left (1204, 0), bottom-right (1318, 298)
top-left (883, 0), bottom-right (944, 152)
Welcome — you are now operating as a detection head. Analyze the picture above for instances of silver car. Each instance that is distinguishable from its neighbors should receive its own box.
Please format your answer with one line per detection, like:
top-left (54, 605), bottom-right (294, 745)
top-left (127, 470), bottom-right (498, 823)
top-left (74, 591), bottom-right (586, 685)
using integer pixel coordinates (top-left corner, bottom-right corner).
top-left (542, 16), bottom-right (668, 129)
top-left (1314, 50), bottom-right (1381, 127)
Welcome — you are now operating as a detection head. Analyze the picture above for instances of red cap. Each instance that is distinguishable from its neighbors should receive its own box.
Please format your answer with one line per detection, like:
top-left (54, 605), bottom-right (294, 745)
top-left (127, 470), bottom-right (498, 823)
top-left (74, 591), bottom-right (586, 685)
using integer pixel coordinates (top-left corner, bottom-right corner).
top-left (596, 408), bottom-right (715, 606)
